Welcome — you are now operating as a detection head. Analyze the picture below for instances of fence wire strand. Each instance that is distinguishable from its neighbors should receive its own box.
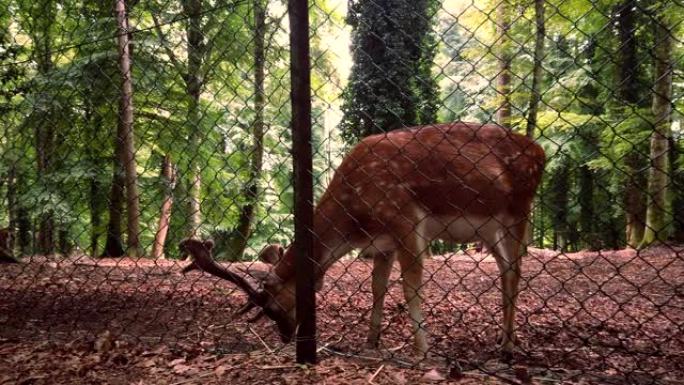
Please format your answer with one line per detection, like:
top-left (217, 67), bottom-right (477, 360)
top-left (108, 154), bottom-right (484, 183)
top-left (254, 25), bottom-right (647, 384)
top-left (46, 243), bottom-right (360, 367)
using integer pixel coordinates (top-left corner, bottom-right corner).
top-left (0, 0), bottom-right (682, 384)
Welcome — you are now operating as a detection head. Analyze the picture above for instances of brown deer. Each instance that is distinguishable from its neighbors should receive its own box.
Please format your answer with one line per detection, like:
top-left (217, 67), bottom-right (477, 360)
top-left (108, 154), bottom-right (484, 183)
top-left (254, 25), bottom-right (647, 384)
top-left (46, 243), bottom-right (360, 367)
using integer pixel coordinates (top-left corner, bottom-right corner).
top-left (179, 122), bottom-right (545, 358)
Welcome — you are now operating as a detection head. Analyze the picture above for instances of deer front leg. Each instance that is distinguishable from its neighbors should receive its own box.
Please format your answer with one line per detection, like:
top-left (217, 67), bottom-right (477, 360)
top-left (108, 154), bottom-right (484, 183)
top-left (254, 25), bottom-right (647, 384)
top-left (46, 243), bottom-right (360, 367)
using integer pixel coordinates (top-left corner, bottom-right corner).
top-left (367, 251), bottom-right (394, 347)
top-left (397, 244), bottom-right (428, 357)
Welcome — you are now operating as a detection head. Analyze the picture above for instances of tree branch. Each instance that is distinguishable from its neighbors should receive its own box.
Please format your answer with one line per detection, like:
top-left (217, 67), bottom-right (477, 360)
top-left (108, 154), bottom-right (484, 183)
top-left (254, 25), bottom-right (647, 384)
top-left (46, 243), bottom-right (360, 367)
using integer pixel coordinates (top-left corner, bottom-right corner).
top-left (151, 12), bottom-right (185, 75)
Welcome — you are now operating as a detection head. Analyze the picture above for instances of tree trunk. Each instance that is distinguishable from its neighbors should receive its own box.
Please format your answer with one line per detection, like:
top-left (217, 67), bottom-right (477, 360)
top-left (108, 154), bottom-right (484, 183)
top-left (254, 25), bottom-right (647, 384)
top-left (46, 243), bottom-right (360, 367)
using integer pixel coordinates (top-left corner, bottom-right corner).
top-left (152, 155), bottom-right (176, 259)
top-left (525, 0), bottom-right (545, 246)
top-left (526, 0), bottom-right (545, 138)
top-left (6, 151), bottom-right (17, 254)
top-left (115, 0), bottom-right (141, 256)
top-left (579, 165), bottom-right (595, 249)
top-left (33, 1), bottom-right (56, 255)
top-left (183, 0), bottom-right (204, 239)
top-left (224, 0), bottom-right (266, 258)
top-left (624, 152), bottom-right (646, 247)
top-left (671, 133), bottom-right (684, 242)
top-left (496, 0), bottom-right (511, 128)
top-left (616, 0), bottom-right (646, 247)
top-left (17, 207), bottom-right (30, 254)
top-left (101, 127), bottom-right (126, 258)
top-left (89, 178), bottom-right (103, 256)
top-left (616, 0), bottom-right (639, 104)
top-left (57, 226), bottom-right (69, 255)
top-left (83, 88), bottom-right (106, 257)
top-left (640, 14), bottom-right (673, 247)
top-left (549, 161), bottom-right (569, 251)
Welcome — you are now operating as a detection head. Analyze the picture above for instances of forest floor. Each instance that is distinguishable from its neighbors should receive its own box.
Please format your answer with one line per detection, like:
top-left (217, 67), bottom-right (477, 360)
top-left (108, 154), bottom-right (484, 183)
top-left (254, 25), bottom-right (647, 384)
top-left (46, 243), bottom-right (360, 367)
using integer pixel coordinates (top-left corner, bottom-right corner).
top-left (0, 246), bottom-right (682, 385)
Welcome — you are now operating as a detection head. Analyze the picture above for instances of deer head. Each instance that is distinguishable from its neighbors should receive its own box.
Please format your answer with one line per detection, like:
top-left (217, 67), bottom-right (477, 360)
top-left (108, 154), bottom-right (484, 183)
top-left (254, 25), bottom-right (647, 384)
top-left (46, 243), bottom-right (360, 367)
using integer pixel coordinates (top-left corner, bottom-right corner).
top-left (181, 122), bottom-right (545, 356)
top-left (179, 238), bottom-right (297, 342)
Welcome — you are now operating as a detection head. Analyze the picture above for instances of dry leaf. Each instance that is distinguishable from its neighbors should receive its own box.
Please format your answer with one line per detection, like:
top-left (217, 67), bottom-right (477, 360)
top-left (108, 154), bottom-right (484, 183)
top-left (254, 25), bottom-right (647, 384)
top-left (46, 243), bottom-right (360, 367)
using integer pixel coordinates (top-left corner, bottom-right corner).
top-left (421, 368), bottom-right (446, 382)
top-left (94, 331), bottom-right (113, 353)
top-left (390, 371), bottom-right (407, 385)
top-left (214, 364), bottom-right (230, 377)
top-left (172, 364), bottom-right (193, 374)
top-left (140, 358), bottom-right (156, 368)
top-left (168, 358), bottom-right (186, 367)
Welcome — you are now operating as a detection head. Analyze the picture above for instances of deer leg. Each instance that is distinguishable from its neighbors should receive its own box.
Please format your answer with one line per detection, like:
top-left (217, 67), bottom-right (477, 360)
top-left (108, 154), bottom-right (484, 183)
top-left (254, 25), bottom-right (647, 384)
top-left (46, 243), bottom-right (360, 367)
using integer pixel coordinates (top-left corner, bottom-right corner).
top-left (367, 251), bottom-right (394, 347)
top-left (397, 237), bottom-right (428, 357)
top-left (489, 221), bottom-right (527, 359)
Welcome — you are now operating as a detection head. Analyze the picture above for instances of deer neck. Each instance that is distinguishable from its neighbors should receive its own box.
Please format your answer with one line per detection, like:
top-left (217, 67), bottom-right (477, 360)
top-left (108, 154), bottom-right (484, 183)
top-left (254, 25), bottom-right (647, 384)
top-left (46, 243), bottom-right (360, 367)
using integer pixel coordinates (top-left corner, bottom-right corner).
top-left (272, 223), bottom-right (350, 287)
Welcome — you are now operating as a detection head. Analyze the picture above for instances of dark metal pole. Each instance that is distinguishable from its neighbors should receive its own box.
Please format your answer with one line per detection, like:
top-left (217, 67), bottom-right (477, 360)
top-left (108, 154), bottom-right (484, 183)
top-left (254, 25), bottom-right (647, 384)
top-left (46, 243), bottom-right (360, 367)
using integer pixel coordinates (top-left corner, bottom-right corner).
top-left (289, 0), bottom-right (316, 364)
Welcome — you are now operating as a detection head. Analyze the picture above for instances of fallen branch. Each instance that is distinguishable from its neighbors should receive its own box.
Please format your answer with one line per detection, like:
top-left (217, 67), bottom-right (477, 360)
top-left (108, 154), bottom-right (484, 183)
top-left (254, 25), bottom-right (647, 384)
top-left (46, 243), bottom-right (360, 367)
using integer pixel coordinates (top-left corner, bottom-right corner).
top-left (249, 326), bottom-right (273, 354)
top-left (169, 370), bottom-right (214, 385)
top-left (257, 365), bottom-right (300, 370)
top-left (368, 364), bottom-right (384, 384)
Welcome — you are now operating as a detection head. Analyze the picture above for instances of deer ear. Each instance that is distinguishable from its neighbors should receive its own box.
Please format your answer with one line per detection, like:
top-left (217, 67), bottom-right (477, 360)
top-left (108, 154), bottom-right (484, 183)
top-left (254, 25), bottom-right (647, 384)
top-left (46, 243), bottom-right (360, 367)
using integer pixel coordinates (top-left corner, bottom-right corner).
top-left (259, 244), bottom-right (283, 265)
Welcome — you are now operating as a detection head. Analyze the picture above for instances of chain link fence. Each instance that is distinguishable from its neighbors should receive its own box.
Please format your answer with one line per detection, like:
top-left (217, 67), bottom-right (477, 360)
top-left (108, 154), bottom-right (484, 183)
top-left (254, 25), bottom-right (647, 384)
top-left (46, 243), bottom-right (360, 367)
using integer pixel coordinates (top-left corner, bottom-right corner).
top-left (0, 0), bottom-right (682, 384)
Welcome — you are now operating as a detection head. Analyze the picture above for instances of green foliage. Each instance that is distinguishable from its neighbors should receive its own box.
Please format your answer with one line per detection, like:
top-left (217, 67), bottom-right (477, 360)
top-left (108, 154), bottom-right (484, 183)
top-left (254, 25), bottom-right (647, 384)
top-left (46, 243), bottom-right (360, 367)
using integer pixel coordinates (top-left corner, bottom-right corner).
top-left (340, 0), bottom-right (440, 143)
top-left (0, 0), bottom-right (681, 258)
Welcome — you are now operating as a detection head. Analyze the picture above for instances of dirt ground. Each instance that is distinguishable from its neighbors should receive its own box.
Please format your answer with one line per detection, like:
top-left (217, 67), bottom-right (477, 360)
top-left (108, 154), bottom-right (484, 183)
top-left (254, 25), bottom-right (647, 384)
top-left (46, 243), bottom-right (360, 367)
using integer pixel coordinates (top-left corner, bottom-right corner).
top-left (0, 246), bottom-right (682, 385)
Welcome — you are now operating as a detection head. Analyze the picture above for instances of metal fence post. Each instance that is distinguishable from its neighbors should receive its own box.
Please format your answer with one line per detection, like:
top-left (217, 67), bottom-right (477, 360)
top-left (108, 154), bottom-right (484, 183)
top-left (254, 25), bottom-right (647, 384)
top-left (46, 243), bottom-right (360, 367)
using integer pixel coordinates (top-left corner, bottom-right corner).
top-left (289, 0), bottom-right (317, 365)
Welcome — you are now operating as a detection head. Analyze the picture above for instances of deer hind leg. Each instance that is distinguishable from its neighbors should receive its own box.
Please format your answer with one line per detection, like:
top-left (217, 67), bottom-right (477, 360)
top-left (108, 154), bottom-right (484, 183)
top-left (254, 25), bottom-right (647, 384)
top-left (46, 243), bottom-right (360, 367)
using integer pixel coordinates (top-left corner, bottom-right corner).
top-left (487, 219), bottom-right (527, 359)
top-left (367, 251), bottom-right (395, 348)
top-left (396, 234), bottom-right (429, 357)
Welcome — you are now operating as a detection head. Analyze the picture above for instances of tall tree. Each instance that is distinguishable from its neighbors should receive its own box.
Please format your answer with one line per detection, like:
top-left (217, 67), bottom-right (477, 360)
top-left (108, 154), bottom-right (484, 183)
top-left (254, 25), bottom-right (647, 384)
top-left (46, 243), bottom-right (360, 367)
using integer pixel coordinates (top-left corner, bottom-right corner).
top-left (526, 0), bottom-right (545, 138)
top-left (525, 0), bottom-right (545, 246)
top-left (340, 0), bottom-right (439, 142)
top-left (152, 155), bottom-right (176, 259)
top-left (151, 0), bottom-right (227, 240)
top-left (182, 0), bottom-right (204, 239)
top-left (0, 14), bottom-right (26, 253)
top-left (102, 122), bottom-right (126, 257)
top-left (115, 0), bottom-right (141, 256)
top-left (616, 0), bottom-right (647, 247)
top-left (640, 9), bottom-right (674, 247)
top-left (223, 0), bottom-right (267, 257)
top-left (21, 0), bottom-right (57, 254)
top-left (495, 0), bottom-right (511, 128)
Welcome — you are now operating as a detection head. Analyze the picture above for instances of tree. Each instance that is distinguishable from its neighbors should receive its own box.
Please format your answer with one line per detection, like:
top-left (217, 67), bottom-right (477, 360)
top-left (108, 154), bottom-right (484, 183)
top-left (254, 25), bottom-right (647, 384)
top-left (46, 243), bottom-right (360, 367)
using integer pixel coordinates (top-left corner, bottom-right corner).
top-left (223, 0), bottom-right (267, 258)
top-left (19, 0), bottom-right (58, 254)
top-left (495, 0), bottom-right (511, 128)
top-left (150, 0), bottom-right (243, 240)
top-left (640, 9), bottom-right (674, 247)
top-left (114, 0), bottom-right (141, 256)
top-left (340, 0), bottom-right (439, 143)
top-left (615, 0), bottom-right (647, 247)
top-left (152, 155), bottom-right (176, 259)
top-left (526, 0), bottom-right (545, 138)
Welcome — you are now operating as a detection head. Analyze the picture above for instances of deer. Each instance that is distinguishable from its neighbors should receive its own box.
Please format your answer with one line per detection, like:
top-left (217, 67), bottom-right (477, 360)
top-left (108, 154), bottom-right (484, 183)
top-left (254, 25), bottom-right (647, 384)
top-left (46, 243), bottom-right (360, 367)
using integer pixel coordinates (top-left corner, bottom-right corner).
top-left (179, 122), bottom-right (545, 359)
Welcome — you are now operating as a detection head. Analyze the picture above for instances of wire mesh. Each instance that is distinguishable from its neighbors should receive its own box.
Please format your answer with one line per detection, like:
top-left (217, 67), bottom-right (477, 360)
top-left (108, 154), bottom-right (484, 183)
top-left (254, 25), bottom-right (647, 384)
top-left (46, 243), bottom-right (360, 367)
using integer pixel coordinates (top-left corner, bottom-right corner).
top-left (0, 0), bottom-right (682, 384)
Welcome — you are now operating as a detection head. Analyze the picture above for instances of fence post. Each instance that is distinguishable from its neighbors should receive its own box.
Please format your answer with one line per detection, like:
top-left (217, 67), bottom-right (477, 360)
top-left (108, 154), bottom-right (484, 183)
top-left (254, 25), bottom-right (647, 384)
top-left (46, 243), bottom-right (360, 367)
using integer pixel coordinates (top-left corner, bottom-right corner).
top-left (289, 0), bottom-right (316, 365)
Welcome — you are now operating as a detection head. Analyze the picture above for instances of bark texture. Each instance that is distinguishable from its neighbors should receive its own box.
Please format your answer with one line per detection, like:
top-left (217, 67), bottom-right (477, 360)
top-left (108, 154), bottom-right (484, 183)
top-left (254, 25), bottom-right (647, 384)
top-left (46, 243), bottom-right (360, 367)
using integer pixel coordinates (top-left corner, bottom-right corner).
top-left (640, 14), bottom-right (673, 247)
top-left (115, 0), bottom-right (141, 256)
top-left (224, 0), bottom-right (266, 258)
top-left (152, 155), bottom-right (176, 259)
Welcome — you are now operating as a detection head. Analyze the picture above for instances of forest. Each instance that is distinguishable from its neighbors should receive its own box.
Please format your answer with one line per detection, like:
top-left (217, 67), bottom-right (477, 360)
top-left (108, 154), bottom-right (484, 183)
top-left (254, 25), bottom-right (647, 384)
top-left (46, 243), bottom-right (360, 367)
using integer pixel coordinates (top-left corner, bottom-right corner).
top-left (0, 0), bottom-right (682, 262)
